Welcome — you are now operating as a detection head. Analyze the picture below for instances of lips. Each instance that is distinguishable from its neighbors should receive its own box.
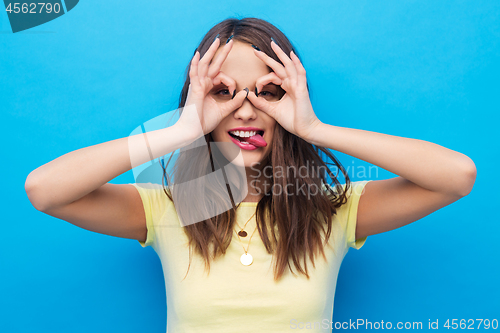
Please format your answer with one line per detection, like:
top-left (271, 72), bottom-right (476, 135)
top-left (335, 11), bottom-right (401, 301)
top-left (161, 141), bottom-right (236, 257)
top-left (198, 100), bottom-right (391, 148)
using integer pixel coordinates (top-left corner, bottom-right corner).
top-left (227, 127), bottom-right (268, 150)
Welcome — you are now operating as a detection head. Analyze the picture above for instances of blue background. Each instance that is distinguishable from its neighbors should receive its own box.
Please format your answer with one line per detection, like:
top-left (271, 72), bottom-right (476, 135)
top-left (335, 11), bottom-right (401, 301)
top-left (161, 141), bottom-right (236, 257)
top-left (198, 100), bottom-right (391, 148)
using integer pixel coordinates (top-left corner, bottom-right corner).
top-left (1, 1), bottom-right (498, 332)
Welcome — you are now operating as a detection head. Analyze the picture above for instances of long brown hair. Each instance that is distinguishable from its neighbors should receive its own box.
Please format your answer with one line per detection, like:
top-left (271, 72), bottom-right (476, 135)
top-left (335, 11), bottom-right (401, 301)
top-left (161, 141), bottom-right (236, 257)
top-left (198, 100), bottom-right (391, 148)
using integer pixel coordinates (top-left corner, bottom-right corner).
top-left (160, 17), bottom-right (351, 281)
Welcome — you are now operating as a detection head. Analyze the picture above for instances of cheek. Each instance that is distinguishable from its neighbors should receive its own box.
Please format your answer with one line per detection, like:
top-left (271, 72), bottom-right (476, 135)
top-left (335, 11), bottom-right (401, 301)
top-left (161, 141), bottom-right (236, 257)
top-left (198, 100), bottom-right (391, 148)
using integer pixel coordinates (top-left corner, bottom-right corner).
top-left (211, 130), bottom-right (222, 141)
top-left (211, 127), bottom-right (228, 142)
top-left (267, 122), bottom-right (277, 139)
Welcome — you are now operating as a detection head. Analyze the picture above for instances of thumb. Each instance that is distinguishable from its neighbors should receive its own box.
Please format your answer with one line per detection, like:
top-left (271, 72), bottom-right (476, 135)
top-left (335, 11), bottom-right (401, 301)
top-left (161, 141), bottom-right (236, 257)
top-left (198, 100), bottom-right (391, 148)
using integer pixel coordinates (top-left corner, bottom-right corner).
top-left (219, 89), bottom-right (247, 116)
top-left (246, 90), bottom-right (274, 117)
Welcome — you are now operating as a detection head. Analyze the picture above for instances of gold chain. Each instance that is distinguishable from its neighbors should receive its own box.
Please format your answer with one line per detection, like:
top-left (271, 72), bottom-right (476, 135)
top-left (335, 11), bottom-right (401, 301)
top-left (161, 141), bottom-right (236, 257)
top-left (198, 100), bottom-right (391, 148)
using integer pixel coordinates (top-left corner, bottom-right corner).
top-left (234, 211), bottom-right (256, 235)
top-left (234, 211), bottom-right (257, 254)
top-left (234, 223), bottom-right (258, 254)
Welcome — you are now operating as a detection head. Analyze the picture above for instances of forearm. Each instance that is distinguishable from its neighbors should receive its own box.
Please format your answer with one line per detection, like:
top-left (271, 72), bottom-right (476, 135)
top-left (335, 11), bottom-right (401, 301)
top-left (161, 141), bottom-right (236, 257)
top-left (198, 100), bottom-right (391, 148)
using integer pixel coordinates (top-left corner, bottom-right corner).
top-left (25, 122), bottom-right (195, 210)
top-left (306, 122), bottom-right (476, 196)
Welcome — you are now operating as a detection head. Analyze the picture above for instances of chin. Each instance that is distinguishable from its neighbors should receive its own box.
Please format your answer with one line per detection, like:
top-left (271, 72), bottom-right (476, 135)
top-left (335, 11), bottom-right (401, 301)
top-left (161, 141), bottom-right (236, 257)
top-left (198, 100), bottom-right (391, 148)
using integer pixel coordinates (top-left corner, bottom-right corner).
top-left (212, 140), bottom-right (268, 167)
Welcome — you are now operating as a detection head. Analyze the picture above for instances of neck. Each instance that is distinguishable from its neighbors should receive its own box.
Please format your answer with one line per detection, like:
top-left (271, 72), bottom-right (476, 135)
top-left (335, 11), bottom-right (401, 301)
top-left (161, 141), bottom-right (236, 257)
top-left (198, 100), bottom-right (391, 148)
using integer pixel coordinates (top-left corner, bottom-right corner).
top-left (241, 165), bottom-right (270, 203)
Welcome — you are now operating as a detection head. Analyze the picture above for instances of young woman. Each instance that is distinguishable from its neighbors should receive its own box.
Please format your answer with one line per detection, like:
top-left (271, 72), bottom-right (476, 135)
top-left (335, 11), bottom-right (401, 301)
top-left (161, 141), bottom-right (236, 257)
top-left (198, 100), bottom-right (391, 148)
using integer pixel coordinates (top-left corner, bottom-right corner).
top-left (25, 17), bottom-right (476, 333)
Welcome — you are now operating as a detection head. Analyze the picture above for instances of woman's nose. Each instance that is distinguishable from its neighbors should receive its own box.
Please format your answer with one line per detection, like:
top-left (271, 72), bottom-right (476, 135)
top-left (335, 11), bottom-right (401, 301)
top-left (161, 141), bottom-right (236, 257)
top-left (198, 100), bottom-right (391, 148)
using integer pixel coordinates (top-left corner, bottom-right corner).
top-left (233, 91), bottom-right (257, 121)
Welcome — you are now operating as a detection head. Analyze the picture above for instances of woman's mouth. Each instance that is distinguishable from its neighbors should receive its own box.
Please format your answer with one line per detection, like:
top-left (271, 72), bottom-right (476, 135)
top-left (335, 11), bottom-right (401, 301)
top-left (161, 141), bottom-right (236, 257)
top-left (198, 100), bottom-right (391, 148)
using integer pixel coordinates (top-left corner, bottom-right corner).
top-left (227, 129), bottom-right (267, 150)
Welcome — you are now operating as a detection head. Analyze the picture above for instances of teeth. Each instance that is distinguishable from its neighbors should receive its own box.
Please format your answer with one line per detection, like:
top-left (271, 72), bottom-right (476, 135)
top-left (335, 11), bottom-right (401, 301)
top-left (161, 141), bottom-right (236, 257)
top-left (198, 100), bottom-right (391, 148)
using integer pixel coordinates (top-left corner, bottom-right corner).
top-left (230, 130), bottom-right (257, 138)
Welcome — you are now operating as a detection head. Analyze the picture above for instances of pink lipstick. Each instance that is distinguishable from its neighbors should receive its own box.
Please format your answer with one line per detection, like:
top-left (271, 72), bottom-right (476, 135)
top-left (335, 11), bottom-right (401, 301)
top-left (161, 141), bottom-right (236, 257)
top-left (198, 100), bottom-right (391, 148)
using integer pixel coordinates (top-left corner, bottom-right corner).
top-left (227, 127), bottom-right (267, 150)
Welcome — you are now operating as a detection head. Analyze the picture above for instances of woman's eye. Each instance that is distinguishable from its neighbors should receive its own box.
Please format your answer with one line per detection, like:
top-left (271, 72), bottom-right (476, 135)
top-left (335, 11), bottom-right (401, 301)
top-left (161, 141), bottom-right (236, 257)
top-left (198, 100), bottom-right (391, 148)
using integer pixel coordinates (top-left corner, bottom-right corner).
top-left (216, 89), bottom-right (231, 96)
top-left (213, 89), bottom-right (276, 98)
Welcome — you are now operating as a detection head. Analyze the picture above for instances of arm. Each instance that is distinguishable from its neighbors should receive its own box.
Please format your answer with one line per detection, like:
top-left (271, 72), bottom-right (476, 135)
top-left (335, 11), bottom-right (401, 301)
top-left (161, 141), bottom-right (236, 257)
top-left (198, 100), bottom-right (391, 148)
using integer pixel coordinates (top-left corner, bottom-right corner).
top-left (246, 40), bottom-right (477, 241)
top-left (305, 124), bottom-right (477, 239)
top-left (26, 124), bottom-right (195, 211)
top-left (25, 123), bottom-right (197, 241)
top-left (25, 37), bottom-right (246, 243)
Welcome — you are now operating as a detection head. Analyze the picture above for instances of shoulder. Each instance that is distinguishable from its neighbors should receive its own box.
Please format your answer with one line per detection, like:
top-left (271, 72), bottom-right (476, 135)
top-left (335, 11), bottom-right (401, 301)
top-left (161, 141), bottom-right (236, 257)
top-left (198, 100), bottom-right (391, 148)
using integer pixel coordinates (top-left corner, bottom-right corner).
top-left (323, 180), bottom-right (373, 250)
top-left (130, 182), bottom-right (174, 217)
top-left (322, 180), bottom-right (372, 208)
top-left (129, 182), bottom-right (179, 248)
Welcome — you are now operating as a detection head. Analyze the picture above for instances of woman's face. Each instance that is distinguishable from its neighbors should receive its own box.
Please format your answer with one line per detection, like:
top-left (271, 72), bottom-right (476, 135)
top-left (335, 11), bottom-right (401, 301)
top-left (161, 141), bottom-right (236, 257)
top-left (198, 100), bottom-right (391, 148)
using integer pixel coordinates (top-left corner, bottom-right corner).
top-left (209, 41), bottom-right (282, 169)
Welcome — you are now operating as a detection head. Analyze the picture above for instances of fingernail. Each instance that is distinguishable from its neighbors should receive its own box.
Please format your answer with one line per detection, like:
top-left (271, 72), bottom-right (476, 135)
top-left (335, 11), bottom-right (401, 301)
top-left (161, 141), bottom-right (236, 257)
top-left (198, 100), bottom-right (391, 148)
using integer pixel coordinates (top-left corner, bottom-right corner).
top-left (244, 87), bottom-right (249, 98)
top-left (251, 44), bottom-right (261, 51)
top-left (232, 89), bottom-right (236, 99)
top-left (271, 37), bottom-right (277, 45)
top-left (226, 35), bottom-right (234, 44)
top-left (254, 87), bottom-right (259, 95)
top-left (213, 33), bottom-right (220, 43)
top-left (193, 48), bottom-right (198, 56)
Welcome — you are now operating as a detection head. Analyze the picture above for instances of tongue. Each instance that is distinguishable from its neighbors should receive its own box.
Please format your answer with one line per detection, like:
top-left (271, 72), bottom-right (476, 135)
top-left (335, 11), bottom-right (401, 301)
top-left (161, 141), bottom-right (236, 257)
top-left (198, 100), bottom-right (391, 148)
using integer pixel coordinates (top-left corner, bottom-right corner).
top-left (244, 134), bottom-right (267, 147)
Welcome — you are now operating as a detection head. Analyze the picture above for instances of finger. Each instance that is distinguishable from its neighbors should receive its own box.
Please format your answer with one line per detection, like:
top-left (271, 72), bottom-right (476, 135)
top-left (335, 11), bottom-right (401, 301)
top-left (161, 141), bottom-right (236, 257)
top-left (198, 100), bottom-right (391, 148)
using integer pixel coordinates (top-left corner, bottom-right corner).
top-left (219, 89), bottom-right (247, 117)
top-left (255, 72), bottom-right (282, 96)
top-left (246, 90), bottom-right (275, 118)
top-left (207, 39), bottom-right (234, 79)
top-left (252, 48), bottom-right (287, 79)
top-left (270, 39), bottom-right (297, 80)
top-left (290, 50), bottom-right (307, 89)
top-left (199, 37), bottom-right (221, 78)
top-left (212, 71), bottom-right (236, 96)
top-left (189, 51), bottom-right (201, 82)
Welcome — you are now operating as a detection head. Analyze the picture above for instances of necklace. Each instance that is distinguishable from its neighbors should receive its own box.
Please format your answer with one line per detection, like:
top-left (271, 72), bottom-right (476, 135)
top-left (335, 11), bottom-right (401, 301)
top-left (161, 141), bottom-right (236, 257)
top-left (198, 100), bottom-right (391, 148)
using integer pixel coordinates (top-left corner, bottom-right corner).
top-left (234, 211), bottom-right (256, 237)
top-left (234, 225), bottom-right (258, 266)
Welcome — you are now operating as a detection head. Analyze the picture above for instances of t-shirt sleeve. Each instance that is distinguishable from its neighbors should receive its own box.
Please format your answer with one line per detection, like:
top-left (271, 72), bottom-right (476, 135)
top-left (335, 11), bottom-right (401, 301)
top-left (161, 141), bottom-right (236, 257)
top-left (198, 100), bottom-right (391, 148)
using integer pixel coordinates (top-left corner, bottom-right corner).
top-left (343, 180), bottom-right (372, 250)
top-left (129, 182), bottom-right (170, 249)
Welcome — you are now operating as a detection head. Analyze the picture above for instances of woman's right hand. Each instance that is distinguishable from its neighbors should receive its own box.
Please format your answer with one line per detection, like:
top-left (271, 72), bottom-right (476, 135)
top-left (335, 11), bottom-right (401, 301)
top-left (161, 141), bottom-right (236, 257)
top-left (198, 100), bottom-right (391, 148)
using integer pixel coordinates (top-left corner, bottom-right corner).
top-left (177, 36), bottom-right (248, 138)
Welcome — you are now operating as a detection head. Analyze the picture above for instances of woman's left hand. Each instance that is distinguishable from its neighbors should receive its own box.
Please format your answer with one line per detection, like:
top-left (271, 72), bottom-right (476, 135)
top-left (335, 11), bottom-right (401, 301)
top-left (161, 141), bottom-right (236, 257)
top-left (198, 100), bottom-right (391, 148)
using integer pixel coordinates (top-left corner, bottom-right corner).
top-left (246, 40), bottom-right (323, 140)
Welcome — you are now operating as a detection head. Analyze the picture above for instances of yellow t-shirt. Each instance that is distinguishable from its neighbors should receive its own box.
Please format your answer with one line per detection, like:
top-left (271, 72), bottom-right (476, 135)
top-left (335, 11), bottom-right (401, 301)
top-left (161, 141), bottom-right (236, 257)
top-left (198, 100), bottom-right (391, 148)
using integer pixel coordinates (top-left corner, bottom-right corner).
top-left (131, 180), bottom-right (371, 333)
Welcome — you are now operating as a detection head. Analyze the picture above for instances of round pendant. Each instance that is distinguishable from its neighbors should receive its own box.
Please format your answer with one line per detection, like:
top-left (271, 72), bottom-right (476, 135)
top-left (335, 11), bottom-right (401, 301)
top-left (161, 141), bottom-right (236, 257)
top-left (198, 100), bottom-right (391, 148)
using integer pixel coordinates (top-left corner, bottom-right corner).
top-left (238, 230), bottom-right (248, 237)
top-left (240, 253), bottom-right (253, 266)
